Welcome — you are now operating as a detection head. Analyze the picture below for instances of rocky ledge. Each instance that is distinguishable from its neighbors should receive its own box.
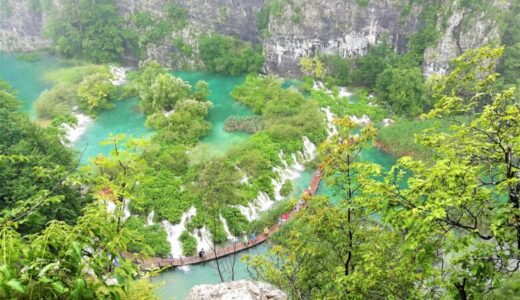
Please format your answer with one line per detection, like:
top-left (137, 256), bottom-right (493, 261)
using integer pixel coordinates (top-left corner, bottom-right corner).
top-left (185, 280), bottom-right (287, 300)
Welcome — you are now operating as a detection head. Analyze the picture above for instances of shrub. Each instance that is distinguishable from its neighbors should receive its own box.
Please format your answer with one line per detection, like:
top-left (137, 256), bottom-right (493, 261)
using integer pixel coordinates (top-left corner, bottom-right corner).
top-left (180, 231), bottom-right (197, 256)
top-left (280, 181), bottom-right (293, 197)
top-left (34, 84), bottom-right (76, 120)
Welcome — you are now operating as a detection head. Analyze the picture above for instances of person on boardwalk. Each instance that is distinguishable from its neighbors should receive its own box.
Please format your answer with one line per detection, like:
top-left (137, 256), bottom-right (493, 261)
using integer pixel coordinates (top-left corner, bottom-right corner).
top-left (243, 234), bottom-right (249, 246)
top-left (198, 248), bottom-right (205, 258)
top-left (251, 232), bottom-right (257, 244)
top-left (263, 227), bottom-right (269, 237)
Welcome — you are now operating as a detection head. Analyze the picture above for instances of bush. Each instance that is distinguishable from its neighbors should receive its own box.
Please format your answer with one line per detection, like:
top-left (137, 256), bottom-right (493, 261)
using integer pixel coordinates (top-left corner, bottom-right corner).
top-left (180, 231), bottom-right (197, 256)
top-left (221, 207), bottom-right (249, 236)
top-left (34, 84), bottom-right (76, 120)
top-left (280, 181), bottom-right (293, 197)
top-left (77, 72), bottom-right (116, 114)
top-left (125, 216), bottom-right (171, 257)
top-left (248, 199), bottom-right (295, 234)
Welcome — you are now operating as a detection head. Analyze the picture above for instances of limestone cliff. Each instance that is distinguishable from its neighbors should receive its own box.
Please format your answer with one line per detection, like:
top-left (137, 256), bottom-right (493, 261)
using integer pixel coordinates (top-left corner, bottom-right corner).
top-left (185, 280), bottom-right (287, 300)
top-left (0, 0), bottom-right (504, 77)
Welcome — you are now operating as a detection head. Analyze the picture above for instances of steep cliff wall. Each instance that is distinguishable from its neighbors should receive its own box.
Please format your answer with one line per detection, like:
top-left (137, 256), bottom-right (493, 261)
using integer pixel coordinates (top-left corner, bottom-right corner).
top-left (423, 1), bottom-right (503, 77)
top-left (263, 0), bottom-right (421, 75)
top-left (0, 0), bottom-right (504, 77)
top-left (0, 0), bottom-right (50, 51)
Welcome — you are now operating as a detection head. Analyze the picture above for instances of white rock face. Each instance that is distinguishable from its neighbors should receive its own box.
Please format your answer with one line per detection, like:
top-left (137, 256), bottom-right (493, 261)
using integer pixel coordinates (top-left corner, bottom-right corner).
top-left (185, 280), bottom-right (287, 300)
top-left (422, 1), bottom-right (501, 77)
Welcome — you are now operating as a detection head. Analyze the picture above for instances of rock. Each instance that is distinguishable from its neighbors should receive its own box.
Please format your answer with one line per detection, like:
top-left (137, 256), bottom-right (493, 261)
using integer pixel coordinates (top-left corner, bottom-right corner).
top-left (0, 0), bottom-right (505, 77)
top-left (185, 280), bottom-right (287, 300)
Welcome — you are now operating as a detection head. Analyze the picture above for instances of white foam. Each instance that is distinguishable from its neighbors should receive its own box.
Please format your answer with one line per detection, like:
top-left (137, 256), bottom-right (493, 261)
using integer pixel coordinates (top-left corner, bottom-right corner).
top-left (61, 112), bottom-right (93, 146)
top-left (320, 106), bottom-right (338, 138)
top-left (109, 66), bottom-right (127, 86)
top-left (193, 226), bottom-right (213, 253)
top-left (238, 137), bottom-right (318, 220)
top-left (178, 265), bottom-right (191, 272)
top-left (146, 210), bottom-right (155, 226)
top-left (382, 118), bottom-right (394, 127)
top-left (162, 206), bottom-right (197, 257)
top-left (122, 198), bottom-right (131, 221)
top-left (350, 115), bottom-right (371, 126)
top-left (219, 214), bottom-right (237, 242)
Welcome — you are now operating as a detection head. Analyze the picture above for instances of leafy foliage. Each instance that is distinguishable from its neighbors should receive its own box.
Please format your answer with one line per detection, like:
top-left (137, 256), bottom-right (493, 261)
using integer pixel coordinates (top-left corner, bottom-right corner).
top-left (198, 34), bottom-right (264, 75)
top-left (0, 82), bottom-right (85, 233)
top-left (45, 0), bottom-right (127, 63)
top-left (375, 66), bottom-right (428, 116)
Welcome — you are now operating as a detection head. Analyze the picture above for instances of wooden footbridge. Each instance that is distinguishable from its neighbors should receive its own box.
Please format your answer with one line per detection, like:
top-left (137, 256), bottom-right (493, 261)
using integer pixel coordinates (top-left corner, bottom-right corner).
top-left (130, 169), bottom-right (323, 271)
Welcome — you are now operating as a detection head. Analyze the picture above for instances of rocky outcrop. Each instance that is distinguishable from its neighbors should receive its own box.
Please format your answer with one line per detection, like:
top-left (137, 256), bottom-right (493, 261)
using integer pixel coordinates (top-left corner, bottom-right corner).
top-left (0, 0), bottom-right (505, 77)
top-left (422, 1), bottom-right (503, 77)
top-left (263, 0), bottom-right (421, 76)
top-left (0, 0), bottom-right (51, 51)
top-left (185, 280), bottom-right (287, 300)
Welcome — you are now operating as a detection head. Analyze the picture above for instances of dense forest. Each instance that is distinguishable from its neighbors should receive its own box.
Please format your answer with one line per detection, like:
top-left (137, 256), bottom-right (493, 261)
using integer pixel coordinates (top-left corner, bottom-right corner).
top-left (0, 0), bottom-right (519, 299)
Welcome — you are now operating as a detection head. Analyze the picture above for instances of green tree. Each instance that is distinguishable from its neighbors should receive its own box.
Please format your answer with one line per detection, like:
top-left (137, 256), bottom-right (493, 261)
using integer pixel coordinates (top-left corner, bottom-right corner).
top-left (0, 82), bottom-right (85, 233)
top-left (375, 66), bottom-right (427, 116)
top-left (198, 34), bottom-right (264, 75)
top-left (300, 56), bottom-right (326, 79)
top-left (46, 0), bottom-right (127, 63)
top-left (364, 47), bottom-right (520, 298)
top-left (77, 72), bottom-right (115, 114)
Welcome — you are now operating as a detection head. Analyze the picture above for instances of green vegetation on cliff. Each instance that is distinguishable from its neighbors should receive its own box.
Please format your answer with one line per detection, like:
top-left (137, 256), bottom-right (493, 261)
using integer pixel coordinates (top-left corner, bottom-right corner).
top-left (199, 34), bottom-right (264, 75)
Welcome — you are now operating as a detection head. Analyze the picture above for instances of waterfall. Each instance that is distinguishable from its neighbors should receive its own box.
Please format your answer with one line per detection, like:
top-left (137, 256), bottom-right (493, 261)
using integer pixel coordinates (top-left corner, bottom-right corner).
top-left (193, 226), bottom-right (213, 253)
top-left (350, 115), bottom-right (371, 126)
top-left (303, 137), bottom-right (317, 160)
top-left (162, 206), bottom-right (197, 258)
top-left (219, 215), bottom-right (236, 242)
top-left (122, 198), bottom-right (131, 221)
top-left (238, 137), bottom-right (318, 221)
top-left (109, 66), bottom-right (127, 86)
top-left (106, 200), bottom-right (116, 213)
top-left (146, 211), bottom-right (155, 226)
top-left (61, 111), bottom-right (93, 146)
top-left (338, 87), bottom-right (353, 98)
top-left (235, 166), bottom-right (250, 185)
top-left (320, 106), bottom-right (338, 138)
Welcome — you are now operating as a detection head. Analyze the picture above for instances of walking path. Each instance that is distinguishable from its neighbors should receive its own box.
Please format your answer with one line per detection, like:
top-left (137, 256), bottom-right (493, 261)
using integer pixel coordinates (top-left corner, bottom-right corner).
top-left (130, 169), bottom-right (322, 271)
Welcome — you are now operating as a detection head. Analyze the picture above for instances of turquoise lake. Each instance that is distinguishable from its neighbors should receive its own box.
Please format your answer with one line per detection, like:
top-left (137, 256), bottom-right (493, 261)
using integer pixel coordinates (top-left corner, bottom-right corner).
top-left (0, 54), bottom-right (396, 299)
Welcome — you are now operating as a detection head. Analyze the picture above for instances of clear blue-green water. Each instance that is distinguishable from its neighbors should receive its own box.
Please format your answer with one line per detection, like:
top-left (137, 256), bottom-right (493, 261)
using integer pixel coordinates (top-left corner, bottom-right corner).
top-left (172, 71), bottom-right (253, 153)
top-left (0, 53), bottom-right (63, 117)
top-left (0, 54), bottom-right (397, 299)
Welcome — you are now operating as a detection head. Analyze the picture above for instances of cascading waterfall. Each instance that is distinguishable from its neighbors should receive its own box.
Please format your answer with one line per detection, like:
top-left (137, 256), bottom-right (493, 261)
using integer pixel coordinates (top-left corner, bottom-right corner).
top-left (193, 226), bottom-right (213, 253)
top-left (237, 136), bottom-right (317, 220)
top-left (146, 211), bottom-right (155, 226)
top-left (162, 207), bottom-right (197, 258)
top-left (109, 66), bottom-right (127, 86)
top-left (61, 109), bottom-right (93, 146)
top-left (320, 106), bottom-right (338, 138)
top-left (313, 80), bottom-right (352, 98)
top-left (122, 198), bottom-right (131, 221)
top-left (219, 215), bottom-right (236, 242)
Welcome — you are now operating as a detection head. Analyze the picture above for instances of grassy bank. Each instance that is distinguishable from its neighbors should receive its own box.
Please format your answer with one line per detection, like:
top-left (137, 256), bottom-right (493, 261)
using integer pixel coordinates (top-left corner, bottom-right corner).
top-left (375, 118), bottom-right (455, 161)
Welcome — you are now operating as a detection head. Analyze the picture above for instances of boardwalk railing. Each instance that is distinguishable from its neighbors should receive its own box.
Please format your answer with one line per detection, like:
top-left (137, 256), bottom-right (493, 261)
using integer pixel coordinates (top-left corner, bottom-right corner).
top-left (131, 169), bottom-right (322, 270)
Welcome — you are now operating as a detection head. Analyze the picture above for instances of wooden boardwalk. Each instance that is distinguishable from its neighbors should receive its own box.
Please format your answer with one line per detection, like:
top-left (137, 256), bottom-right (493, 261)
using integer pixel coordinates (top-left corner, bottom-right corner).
top-left (131, 169), bottom-right (322, 271)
